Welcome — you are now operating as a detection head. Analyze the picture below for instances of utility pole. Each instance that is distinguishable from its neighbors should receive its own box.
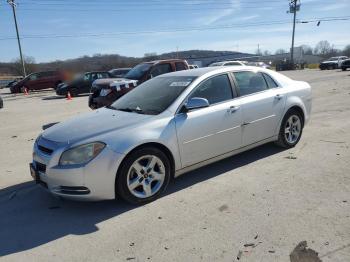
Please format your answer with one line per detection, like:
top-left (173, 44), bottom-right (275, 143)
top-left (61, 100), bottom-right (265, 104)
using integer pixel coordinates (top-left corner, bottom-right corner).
top-left (289, 0), bottom-right (300, 66)
top-left (8, 0), bottom-right (26, 77)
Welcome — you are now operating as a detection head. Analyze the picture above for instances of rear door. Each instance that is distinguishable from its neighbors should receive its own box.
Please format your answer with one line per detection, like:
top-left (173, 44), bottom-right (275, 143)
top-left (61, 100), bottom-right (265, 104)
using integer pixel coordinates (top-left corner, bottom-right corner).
top-left (175, 74), bottom-right (242, 167)
top-left (149, 63), bottom-right (172, 78)
top-left (232, 71), bottom-right (286, 146)
top-left (38, 71), bottom-right (55, 89)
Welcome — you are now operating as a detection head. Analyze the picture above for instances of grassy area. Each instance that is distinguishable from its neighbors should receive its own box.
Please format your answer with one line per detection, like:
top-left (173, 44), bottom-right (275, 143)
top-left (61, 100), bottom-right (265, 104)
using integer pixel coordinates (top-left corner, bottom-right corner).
top-left (307, 63), bottom-right (320, 69)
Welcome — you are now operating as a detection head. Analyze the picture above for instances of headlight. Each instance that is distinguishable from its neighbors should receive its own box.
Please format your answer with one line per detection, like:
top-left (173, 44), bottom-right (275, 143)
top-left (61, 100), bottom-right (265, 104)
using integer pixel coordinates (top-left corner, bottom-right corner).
top-left (59, 142), bottom-right (105, 166)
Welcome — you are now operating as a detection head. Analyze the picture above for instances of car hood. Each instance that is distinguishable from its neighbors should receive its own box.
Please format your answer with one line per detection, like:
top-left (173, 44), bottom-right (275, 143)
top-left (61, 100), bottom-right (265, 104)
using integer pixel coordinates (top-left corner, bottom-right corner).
top-left (42, 108), bottom-right (152, 144)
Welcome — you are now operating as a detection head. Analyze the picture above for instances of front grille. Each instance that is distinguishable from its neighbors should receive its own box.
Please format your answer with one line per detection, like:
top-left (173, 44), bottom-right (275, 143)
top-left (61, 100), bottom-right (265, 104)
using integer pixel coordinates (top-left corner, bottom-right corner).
top-left (35, 161), bottom-right (46, 173)
top-left (38, 145), bottom-right (53, 155)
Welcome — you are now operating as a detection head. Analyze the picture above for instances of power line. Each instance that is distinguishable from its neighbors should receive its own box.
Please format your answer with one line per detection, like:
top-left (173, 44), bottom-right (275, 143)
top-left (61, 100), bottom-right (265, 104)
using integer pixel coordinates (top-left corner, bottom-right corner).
top-left (0, 16), bottom-right (348, 41)
top-left (7, 0), bottom-right (26, 76)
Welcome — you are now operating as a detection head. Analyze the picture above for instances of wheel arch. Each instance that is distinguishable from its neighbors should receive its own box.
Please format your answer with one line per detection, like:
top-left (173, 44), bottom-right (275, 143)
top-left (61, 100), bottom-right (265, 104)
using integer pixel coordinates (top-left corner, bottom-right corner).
top-left (116, 142), bottom-right (176, 180)
top-left (287, 105), bottom-right (305, 125)
top-left (114, 142), bottom-right (176, 199)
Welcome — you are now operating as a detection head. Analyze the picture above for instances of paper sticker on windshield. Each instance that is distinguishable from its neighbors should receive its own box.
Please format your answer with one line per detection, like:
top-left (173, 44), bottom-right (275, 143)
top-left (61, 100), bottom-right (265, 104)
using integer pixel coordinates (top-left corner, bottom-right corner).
top-left (170, 81), bottom-right (191, 87)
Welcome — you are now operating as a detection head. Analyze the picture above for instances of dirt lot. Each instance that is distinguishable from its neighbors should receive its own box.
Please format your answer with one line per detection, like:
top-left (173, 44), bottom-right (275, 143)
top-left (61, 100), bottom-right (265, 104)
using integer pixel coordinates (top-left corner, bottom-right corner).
top-left (0, 69), bottom-right (349, 261)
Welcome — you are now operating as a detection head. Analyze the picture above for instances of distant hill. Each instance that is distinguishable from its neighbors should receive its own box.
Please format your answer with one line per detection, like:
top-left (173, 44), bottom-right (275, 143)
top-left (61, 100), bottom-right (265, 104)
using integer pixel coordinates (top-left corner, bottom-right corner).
top-left (0, 50), bottom-right (251, 76)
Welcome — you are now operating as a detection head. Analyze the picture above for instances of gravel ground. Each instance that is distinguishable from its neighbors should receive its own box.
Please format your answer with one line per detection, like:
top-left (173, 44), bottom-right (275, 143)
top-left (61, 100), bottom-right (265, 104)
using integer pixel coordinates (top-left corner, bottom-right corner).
top-left (0, 69), bottom-right (349, 261)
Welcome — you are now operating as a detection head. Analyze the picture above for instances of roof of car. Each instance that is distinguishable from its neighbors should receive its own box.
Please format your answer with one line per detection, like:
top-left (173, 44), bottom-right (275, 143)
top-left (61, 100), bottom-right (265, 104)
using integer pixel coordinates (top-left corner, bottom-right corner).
top-left (160, 66), bottom-right (255, 77)
top-left (86, 71), bottom-right (109, 74)
top-left (145, 59), bottom-right (187, 64)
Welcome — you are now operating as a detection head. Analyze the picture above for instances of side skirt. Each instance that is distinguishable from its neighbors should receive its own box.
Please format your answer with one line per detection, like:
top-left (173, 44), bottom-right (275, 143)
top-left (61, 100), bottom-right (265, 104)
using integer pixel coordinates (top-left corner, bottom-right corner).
top-left (174, 136), bottom-right (278, 178)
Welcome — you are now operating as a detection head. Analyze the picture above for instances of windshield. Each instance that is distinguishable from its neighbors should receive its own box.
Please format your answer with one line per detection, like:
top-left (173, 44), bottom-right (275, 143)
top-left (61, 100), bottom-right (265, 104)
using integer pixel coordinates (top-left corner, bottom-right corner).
top-left (209, 62), bottom-right (224, 67)
top-left (125, 63), bottom-right (152, 80)
top-left (328, 57), bottom-right (339, 61)
top-left (111, 76), bottom-right (197, 115)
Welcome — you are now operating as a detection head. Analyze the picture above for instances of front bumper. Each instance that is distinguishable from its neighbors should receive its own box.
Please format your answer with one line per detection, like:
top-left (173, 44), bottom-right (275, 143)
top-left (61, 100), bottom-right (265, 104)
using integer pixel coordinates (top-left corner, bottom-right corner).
top-left (31, 136), bottom-right (125, 201)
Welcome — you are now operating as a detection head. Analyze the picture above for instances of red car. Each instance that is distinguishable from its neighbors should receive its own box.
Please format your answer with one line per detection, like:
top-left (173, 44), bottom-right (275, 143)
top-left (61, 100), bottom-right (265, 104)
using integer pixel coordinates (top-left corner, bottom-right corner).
top-left (10, 71), bottom-right (69, 93)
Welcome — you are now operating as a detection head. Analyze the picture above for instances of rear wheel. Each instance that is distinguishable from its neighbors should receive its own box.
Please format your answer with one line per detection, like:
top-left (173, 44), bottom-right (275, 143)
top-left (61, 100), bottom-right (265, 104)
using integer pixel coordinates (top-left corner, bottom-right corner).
top-left (275, 109), bottom-right (303, 148)
top-left (116, 147), bottom-right (171, 204)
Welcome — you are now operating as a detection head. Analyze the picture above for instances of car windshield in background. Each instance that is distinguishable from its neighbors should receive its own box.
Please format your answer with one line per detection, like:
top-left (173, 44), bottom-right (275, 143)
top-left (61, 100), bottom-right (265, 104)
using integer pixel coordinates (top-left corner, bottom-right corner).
top-left (111, 76), bottom-right (197, 115)
top-left (328, 57), bottom-right (339, 61)
top-left (209, 62), bottom-right (224, 67)
top-left (125, 63), bottom-right (152, 80)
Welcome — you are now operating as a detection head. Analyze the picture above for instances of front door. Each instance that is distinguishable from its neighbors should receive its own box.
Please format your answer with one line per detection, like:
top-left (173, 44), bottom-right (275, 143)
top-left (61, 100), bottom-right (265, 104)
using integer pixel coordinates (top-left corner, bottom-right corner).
top-left (233, 71), bottom-right (286, 146)
top-left (175, 74), bottom-right (242, 167)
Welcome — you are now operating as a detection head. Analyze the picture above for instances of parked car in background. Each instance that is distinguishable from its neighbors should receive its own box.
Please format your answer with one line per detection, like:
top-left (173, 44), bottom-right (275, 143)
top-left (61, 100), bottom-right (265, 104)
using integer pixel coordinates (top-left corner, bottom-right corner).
top-left (0, 95), bottom-right (3, 109)
top-left (340, 59), bottom-right (350, 71)
top-left (109, 68), bottom-right (131, 78)
top-left (189, 64), bottom-right (199, 69)
top-left (319, 56), bottom-right (348, 70)
top-left (56, 71), bottom-right (113, 97)
top-left (30, 66), bottom-right (311, 203)
top-left (208, 61), bottom-right (247, 67)
top-left (10, 71), bottom-right (69, 93)
top-left (89, 59), bottom-right (189, 109)
top-left (247, 61), bottom-right (271, 69)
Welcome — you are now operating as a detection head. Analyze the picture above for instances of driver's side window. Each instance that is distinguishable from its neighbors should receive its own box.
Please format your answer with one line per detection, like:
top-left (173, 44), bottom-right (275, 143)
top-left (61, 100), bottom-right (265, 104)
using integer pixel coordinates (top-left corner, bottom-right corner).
top-left (189, 74), bottom-right (233, 105)
top-left (84, 74), bottom-right (91, 81)
top-left (29, 74), bottom-right (38, 80)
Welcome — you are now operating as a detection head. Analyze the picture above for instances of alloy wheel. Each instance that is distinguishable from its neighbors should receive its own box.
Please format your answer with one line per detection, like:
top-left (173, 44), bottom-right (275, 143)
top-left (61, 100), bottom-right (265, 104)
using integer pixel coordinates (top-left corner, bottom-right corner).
top-left (284, 115), bottom-right (301, 144)
top-left (127, 155), bottom-right (165, 199)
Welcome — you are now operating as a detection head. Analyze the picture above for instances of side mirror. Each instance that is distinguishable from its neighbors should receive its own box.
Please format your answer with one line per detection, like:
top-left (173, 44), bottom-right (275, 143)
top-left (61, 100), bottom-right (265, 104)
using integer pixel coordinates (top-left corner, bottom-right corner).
top-left (184, 97), bottom-right (209, 112)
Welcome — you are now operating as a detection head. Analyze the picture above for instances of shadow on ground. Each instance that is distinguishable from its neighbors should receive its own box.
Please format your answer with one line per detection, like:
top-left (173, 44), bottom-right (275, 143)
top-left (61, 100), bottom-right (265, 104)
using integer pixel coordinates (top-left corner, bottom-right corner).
top-left (0, 143), bottom-right (284, 257)
top-left (42, 94), bottom-right (90, 101)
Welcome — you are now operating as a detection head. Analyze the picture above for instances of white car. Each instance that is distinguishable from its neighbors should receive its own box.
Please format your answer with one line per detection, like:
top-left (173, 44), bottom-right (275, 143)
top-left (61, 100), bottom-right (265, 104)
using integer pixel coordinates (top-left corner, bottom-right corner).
top-left (209, 61), bottom-right (247, 67)
top-left (30, 66), bottom-right (312, 204)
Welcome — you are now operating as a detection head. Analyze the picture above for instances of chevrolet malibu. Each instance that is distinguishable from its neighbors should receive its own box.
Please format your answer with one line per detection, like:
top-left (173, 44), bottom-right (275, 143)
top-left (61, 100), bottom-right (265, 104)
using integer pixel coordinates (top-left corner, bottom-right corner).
top-left (30, 67), bottom-right (312, 204)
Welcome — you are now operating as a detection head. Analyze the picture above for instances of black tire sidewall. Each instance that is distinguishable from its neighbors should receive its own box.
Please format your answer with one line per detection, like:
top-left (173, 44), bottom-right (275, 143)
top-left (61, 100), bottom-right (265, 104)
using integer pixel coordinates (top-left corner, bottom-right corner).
top-left (116, 147), bottom-right (171, 204)
top-left (278, 109), bottom-right (304, 148)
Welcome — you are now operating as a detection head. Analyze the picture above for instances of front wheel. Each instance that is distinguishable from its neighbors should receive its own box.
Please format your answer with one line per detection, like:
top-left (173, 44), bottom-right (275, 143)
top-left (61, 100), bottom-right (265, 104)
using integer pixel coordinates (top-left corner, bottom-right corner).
top-left (116, 147), bottom-right (171, 204)
top-left (275, 109), bottom-right (303, 148)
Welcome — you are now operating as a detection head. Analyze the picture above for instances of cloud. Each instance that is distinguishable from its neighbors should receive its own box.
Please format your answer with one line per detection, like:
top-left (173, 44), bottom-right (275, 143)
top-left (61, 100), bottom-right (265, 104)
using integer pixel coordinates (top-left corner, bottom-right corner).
top-left (317, 2), bottom-right (349, 11)
top-left (195, 0), bottom-right (241, 25)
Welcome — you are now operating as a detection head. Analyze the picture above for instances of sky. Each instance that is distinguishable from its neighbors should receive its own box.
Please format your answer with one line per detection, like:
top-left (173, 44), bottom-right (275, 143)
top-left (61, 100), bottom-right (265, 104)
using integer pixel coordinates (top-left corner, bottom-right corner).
top-left (0, 0), bottom-right (349, 63)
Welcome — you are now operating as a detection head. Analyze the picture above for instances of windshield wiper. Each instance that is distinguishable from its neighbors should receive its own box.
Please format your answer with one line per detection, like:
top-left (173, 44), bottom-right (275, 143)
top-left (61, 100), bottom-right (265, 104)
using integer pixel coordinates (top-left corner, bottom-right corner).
top-left (116, 107), bottom-right (145, 114)
top-left (106, 105), bottom-right (117, 110)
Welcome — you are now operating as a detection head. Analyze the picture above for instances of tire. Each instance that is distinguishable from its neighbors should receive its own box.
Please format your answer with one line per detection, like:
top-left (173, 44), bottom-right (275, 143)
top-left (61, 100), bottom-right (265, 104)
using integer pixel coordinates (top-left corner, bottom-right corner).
top-left (116, 147), bottom-right (171, 204)
top-left (275, 109), bottom-right (304, 148)
top-left (54, 81), bottom-right (62, 90)
top-left (69, 88), bottom-right (78, 97)
top-left (342, 67), bottom-right (346, 71)
top-left (0, 97), bottom-right (3, 109)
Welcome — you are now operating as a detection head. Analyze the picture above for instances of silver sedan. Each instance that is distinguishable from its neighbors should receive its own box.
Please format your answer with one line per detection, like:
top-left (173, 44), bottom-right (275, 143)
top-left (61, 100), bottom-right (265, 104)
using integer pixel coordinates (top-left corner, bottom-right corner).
top-left (30, 66), bottom-right (312, 204)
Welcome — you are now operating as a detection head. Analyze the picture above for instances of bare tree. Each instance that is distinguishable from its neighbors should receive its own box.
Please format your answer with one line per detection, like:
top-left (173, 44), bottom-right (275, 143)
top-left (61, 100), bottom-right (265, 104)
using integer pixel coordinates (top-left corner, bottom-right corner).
top-left (313, 41), bottom-right (332, 57)
top-left (275, 49), bottom-right (287, 55)
top-left (343, 45), bottom-right (350, 57)
top-left (11, 56), bottom-right (37, 75)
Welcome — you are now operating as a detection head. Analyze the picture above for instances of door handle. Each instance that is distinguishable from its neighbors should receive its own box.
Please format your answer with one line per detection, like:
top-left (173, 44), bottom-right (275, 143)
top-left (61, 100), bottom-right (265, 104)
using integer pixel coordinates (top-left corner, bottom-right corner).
top-left (275, 94), bottom-right (284, 100)
top-left (227, 105), bottom-right (240, 113)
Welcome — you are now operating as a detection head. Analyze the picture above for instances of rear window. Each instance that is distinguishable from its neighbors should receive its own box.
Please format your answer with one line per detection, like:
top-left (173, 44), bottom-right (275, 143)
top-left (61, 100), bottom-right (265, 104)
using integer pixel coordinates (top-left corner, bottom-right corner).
top-left (262, 73), bottom-right (278, 88)
top-left (175, 62), bottom-right (187, 71)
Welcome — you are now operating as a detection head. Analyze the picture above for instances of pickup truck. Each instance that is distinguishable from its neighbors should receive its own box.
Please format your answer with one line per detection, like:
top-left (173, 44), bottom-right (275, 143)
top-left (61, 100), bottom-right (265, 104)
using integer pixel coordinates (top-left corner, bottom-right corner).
top-left (89, 59), bottom-right (189, 109)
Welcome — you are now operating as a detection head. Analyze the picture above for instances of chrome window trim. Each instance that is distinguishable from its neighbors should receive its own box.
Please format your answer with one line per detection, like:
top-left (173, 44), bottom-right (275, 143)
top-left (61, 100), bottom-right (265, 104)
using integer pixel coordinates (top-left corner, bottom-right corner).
top-left (175, 73), bottom-right (236, 115)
